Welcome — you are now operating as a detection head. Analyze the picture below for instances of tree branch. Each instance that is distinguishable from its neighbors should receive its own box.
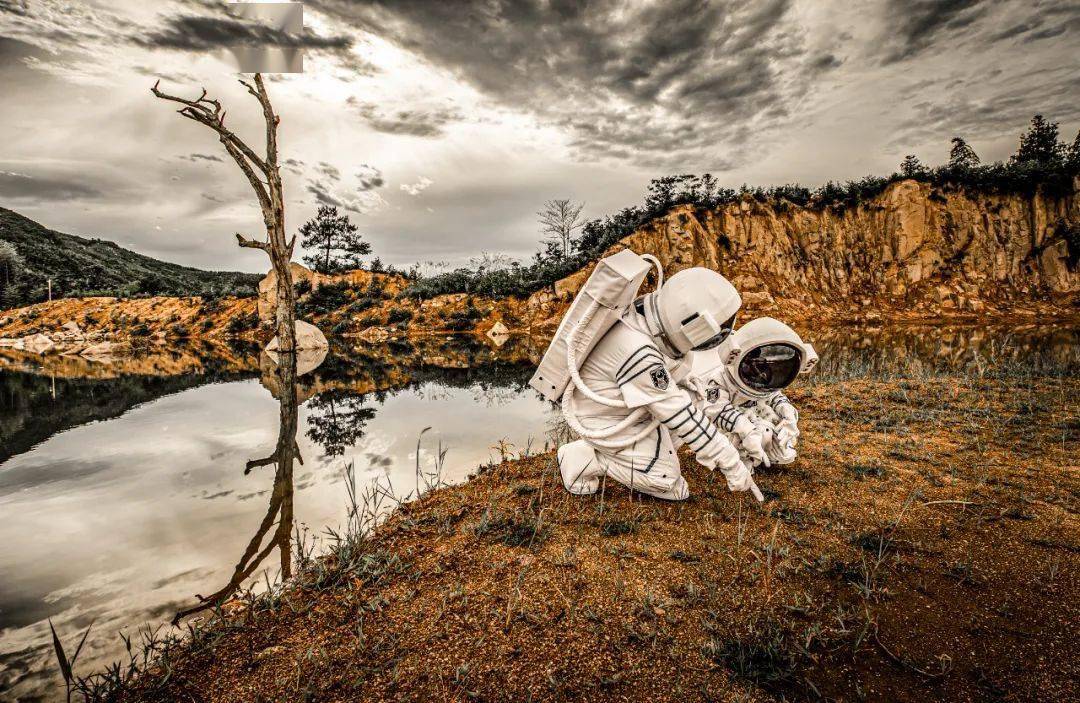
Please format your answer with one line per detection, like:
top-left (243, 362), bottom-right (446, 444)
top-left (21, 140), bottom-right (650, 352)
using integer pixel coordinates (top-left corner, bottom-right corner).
top-left (236, 233), bottom-right (271, 251)
top-left (151, 80), bottom-right (271, 178)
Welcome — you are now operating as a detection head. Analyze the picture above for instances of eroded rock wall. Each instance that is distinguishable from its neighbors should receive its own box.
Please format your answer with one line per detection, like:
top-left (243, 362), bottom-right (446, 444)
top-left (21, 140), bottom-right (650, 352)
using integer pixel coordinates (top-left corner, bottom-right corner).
top-left (545, 178), bottom-right (1078, 323)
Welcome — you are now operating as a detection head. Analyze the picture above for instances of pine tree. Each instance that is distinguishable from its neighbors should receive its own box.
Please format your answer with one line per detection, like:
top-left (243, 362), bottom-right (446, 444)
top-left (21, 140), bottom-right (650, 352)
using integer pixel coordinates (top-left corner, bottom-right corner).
top-left (1012, 114), bottom-right (1065, 165)
top-left (298, 205), bottom-right (372, 274)
top-left (899, 155), bottom-right (928, 178)
top-left (1066, 130), bottom-right (1080, 171)
top-left (948, 137), bottom-right (980, 169)
top-left (0, 241), bottom-right (22, 305)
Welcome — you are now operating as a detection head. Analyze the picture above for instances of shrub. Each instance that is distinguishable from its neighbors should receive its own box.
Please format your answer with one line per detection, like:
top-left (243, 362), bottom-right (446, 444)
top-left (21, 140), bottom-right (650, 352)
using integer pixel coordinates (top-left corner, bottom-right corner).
top-left (386, 307), bottom-right (413, 325)
top-left (129, 322), bottom-right (151, 337)
top-left (296, 282), bottom-right (349, 317)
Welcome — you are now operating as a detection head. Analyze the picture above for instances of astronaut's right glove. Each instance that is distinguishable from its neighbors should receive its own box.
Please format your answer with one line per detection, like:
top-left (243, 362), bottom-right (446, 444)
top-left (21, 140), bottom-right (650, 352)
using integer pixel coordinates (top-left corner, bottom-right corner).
top-left (709, 441), bottom-right (755, 493)
top-left (722, 459), bottom-right (756, 493)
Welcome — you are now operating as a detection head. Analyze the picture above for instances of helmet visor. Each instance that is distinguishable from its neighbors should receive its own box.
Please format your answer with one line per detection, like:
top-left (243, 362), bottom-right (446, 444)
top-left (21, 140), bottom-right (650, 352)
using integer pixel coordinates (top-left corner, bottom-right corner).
top-left (738, 343), bottom-right (802, 391)
top-left (690, 313), bottom-right (737, 352)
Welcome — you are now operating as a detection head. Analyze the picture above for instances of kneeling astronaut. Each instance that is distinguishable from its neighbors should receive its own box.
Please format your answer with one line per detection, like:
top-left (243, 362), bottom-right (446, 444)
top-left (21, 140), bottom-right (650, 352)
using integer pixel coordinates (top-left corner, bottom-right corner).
top-left (529, 250), bottom-right (759, 501)
top-left (684, 317), bottom-right (818, 470)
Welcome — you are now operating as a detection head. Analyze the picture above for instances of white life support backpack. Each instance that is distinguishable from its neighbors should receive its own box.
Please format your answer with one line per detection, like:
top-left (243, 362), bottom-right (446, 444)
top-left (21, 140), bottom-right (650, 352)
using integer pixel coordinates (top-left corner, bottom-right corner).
top-left (529, 249), bottom-right (665, 450)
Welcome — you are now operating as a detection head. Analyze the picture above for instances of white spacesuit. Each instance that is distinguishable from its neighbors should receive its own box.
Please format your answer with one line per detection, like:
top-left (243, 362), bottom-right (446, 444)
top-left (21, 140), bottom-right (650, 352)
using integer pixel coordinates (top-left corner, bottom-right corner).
top-left (553, 266), bottom-right (758, 501)
top-left (684, 317), bottom-right (818, 469)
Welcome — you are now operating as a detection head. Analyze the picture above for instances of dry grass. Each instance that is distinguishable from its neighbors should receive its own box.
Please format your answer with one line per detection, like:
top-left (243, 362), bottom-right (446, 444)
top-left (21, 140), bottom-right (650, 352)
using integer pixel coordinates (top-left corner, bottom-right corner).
top-left (84, 368), bottom-right (1078, 702)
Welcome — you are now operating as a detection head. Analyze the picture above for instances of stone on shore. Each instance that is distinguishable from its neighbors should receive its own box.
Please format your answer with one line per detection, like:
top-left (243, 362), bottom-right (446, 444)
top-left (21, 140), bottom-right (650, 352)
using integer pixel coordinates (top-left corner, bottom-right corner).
top-left (265, 320), bottom-right (329, 352)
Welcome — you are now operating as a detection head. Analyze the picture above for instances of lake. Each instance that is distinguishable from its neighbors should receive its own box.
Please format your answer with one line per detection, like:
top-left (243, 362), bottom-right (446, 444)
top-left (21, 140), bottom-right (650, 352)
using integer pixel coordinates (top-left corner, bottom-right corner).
top-left (1, 324), bottom-right (1077, 701)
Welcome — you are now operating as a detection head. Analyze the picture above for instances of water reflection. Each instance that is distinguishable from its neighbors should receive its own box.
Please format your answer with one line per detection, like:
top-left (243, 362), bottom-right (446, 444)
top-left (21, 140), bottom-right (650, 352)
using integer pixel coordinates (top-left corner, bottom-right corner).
top-left (171, 353), bottom-right (303, 625)
top-left (0, 336), bottom-right (546, 701)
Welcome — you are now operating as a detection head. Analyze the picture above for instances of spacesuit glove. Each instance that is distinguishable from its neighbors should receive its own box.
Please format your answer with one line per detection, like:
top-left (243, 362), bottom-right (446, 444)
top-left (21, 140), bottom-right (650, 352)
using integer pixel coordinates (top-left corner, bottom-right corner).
top-left (776, 404), bottom-right (799, 435)
top-left (722, 460), bottom-right (756, 494)
top-left (740, 427), bottom-right (771, 468)
top-left (775, 422), bottom-right (798, 450)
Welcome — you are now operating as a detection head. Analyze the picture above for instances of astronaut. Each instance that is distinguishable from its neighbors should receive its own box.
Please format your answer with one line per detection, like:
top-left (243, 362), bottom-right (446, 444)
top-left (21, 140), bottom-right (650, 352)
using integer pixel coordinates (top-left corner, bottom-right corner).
top-left (683, 317), bottom-right (817, 469)
top-left (556, 267), bottom-right (758, 501)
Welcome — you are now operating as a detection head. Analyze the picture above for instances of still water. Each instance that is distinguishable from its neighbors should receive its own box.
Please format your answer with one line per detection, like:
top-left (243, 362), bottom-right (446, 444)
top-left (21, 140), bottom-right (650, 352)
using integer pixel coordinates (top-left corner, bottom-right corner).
top-left (0, 325), bottom-right (1077, 700)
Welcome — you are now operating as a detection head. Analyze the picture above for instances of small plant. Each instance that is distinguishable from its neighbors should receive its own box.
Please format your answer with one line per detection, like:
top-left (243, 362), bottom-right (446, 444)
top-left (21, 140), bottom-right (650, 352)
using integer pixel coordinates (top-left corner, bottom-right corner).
top-left (599, 518), bottom-right (637, 537)
top-left (386, 307), bottom-right (414, 325)
top-left (846, 461), bottom-right (886, 480)
top-left (49, 619), bottom-right (93, 703)
top-left (703, 617), bottom-right (799, 687)
top-left (475, 507), bottom-right (549, 548)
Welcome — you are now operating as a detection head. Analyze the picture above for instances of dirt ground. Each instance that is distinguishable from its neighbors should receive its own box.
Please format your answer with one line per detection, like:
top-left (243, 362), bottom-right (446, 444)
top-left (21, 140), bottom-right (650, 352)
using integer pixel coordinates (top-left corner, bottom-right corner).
top-left (108, 363), bottom-right (1078, 703)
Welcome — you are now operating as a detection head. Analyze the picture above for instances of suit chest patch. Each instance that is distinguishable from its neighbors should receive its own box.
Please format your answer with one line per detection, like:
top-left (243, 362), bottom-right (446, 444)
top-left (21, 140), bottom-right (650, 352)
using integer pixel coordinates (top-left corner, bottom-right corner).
top-left (706, 385), bottom-right (720, 403)
top-left (650, 367), bottom-right (670, 390)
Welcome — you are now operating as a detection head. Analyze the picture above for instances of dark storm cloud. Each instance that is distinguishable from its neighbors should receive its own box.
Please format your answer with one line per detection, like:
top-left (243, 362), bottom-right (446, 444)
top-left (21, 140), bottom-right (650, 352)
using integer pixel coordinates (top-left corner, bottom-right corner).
top-left (356, 164), bottom-right (384, 190)
top-left (0, 1), bottom-right (28, 17)
top-left (0, 171), bottom-right (101, 202)
top-left (879, 0), bottom-right (987, 64)
top-left (890, 67), bottom-right (1080, 149)
top-left (347, 98), bottom-right (465, 137)
top-left (988, 2), bottom-right (1080, 43)
top-left (137, 14), bottom-right (352, 52)
top-left (313, 0), bottom-right (803, 167)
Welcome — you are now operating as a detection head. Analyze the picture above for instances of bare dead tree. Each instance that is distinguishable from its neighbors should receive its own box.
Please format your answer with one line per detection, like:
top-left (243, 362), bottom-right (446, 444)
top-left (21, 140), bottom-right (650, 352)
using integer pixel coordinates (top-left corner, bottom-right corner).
top-left (538, 198), bottom-right (585, 260)
top-left (151, 74), bottom-right (296, 352)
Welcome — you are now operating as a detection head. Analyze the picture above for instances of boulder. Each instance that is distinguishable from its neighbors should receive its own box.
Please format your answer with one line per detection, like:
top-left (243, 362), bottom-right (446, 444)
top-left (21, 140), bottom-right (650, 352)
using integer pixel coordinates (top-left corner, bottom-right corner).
top-left (257, 262), bottom-right (317, 322)
top-left (486, 321), bottom-right (510, 338)
top-left (357, 326), bottom-right (390, 344)
top-left (486, 320), bottom-right (510, 347)
top-left (266, 319), bottom-right (329, 352)
top-left (23, 333), bottom-right (56, 354)
top-left (61, 321), bottom-right (82, 334)
top-left (81, 341), bottom-right (116, 359)
top-left (741, 290), bottom-right (775, 307)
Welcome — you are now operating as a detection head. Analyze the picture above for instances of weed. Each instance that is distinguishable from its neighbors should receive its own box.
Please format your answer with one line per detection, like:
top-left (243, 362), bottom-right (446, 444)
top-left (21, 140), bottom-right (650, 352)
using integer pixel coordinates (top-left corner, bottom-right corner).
top-left (475, 508), bottom-right (550, 548)
top-left (846, 461), bottom-right (886, 480)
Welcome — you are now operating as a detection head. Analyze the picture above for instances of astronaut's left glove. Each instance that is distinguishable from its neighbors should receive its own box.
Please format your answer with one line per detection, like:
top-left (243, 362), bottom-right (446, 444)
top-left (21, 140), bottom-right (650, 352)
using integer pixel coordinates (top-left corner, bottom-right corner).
top-left (740, 427), bottom-right (772, 468)
top-left (770, 395), bottom-right (800, 445)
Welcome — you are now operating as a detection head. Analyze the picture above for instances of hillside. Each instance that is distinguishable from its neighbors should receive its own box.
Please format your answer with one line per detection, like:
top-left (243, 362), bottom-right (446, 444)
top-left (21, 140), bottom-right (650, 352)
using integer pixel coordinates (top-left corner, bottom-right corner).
top-left (1, 178), bottom-right (1078, 353)
top-left (0, 207), bottom-right (260, 309)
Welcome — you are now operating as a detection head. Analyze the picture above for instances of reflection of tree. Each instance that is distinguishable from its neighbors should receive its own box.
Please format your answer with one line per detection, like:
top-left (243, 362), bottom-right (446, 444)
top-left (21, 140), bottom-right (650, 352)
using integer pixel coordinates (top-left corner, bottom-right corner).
top-left (172, 354), bottom-right (301, 625)
top-left (305, 388), bottom-right (376, 457)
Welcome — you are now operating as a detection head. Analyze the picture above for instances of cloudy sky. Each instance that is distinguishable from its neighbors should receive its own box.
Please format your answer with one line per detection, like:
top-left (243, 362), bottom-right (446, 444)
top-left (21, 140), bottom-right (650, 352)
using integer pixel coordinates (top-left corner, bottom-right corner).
top-left (1, 0), bottom-right (1078, 274)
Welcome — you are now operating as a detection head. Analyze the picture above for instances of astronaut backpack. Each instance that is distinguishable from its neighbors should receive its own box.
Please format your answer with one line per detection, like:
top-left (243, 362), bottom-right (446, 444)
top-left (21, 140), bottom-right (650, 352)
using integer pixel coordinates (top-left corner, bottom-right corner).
top-left (528, 248), bottom-right (654, 403)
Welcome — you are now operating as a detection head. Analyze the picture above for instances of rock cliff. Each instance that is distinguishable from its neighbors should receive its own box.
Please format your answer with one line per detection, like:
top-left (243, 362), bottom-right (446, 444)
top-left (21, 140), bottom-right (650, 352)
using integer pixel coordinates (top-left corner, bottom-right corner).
top-left (546, 178), bottom-right (1079, 324)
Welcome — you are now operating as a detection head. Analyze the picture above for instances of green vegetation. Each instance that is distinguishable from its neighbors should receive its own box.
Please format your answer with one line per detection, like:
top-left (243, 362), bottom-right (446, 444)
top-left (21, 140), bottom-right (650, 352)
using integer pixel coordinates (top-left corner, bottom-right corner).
top-left (403, 115), bottom-right (1080, 301)
top-left (0, 207), bottom-right (259, 309)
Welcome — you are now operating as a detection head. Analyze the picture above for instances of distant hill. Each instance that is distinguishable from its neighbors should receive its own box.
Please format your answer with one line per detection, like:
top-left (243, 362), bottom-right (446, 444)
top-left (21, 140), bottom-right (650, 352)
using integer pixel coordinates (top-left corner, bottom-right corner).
top-left (0, 207), bottom-right (260, 309)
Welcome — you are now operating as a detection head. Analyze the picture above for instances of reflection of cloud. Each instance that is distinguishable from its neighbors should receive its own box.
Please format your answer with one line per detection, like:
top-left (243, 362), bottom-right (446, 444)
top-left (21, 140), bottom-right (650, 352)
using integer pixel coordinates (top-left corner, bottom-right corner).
top-left (43, 568), bottom-right (137, 604)
top-left (400, 176), bottom-right (433, 196)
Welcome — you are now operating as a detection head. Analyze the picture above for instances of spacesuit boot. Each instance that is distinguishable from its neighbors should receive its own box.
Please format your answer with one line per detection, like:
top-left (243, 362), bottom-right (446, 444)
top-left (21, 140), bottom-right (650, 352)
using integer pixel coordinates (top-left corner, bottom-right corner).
top-left (558, 439), bottom-right (603, 495)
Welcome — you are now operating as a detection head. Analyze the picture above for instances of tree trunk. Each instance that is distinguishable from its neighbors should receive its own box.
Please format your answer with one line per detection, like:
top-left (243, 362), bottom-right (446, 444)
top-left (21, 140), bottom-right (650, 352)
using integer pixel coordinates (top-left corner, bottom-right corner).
top-left (152, 73), bottom-right (297, 354)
